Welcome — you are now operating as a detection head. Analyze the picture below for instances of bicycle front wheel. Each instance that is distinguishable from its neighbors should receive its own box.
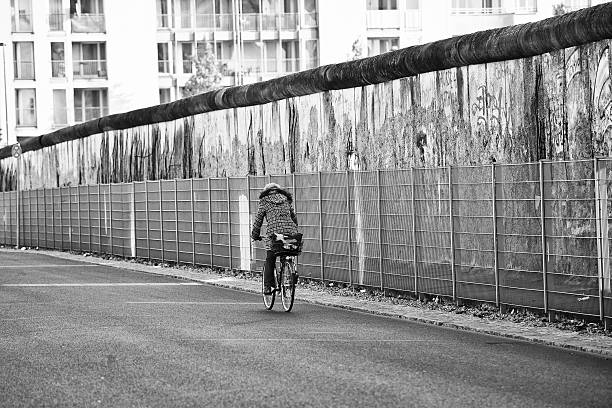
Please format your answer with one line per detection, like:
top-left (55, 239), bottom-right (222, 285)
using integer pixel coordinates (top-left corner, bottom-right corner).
top-left (280, 260), bottom-right (296, 312)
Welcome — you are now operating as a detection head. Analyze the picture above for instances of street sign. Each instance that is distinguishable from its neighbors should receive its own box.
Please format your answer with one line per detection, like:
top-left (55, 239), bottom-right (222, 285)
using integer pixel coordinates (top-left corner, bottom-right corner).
top-left (11, 143), bottom-right (21, 158)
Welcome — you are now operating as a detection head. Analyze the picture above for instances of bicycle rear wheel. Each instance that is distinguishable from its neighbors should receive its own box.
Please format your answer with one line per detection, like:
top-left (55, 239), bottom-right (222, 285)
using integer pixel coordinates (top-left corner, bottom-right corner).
top-left (262, 270), bottom-right (275, 310)
top-left (280, 259), bottom-right (296, 312)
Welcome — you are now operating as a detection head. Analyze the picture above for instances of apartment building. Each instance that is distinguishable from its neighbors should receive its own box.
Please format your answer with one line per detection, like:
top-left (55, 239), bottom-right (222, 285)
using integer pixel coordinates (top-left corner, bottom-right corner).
top-left (0, 0), bottom-right (159, 145)
top-left (155, 0), bottom-right (320, 102)
top-left (0, 0), bottom-right (603, 146)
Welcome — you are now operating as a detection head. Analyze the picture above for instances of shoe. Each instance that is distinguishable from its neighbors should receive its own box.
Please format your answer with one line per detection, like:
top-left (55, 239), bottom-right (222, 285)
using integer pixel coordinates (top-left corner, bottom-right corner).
top-left (263, 286), bottom-right (273, 295)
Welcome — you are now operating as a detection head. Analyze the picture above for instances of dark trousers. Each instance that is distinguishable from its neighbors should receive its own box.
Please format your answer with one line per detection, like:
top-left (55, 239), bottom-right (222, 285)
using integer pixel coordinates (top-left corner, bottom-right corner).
top-left (264, 250), bottom-right (277, 288)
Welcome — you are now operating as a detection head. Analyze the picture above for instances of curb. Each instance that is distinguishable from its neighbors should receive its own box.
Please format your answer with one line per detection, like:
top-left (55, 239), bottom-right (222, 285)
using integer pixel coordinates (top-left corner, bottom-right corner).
top-left (5, 248), bottom-right (612, 358)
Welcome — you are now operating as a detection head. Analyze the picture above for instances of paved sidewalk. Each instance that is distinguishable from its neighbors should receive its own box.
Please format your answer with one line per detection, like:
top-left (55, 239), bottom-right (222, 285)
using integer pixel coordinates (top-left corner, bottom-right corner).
top-left (9, 248), bottom-right (612, 357)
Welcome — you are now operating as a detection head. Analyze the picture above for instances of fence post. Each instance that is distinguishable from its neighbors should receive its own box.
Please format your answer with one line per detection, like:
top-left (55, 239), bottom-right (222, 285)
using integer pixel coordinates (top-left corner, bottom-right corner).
top-left (492, 163), bottom-right (500, 308)
top-left (98, 184), bottom-right (101, 253)
top-left (159, 179), bottom-right (164, 263)
top-left (377, 170), bottom-right (384, 291)
top-left (59, 187), bottom-right (63, 251)
top-left (42, 188), bottom-right (46, 248)
top-left (227, 177), bottom-right (233, 270)
top-left (35, 189), bottom-right (39, 248)
top-left (16, 162), bottom-right (20, 248)
top-left (87, 186), bottom-right (91, 253)
top-left (208, 178), bottom-right (213, 267)
top-left (144, 181), bottom-right (150, 260)
top-left (448, 166), bottom-right (456, 302)
top-left (246, 175), bottom-right (252, 270)
top-left (539, 160), bottom-right (549, 317)
top-left (318, 171), bottom-right (325, 282)
top-left (109, 184), bottom-right (113, 256)
top-left (175, 179), bottom-right (180, 264)
top-left (191, 178), bottom-right (196, 266)
top-left (77, 186), bottom-right (82, 252)
top-left (346, 170), bottom-right (352, 286)
top-left (594, 157), bottom-right (605, 323)
top-left (411, 167), bottom-right (418, 297)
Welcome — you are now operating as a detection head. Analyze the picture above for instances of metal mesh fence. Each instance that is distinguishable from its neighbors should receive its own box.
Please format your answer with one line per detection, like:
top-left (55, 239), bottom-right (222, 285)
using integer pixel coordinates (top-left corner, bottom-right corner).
top-left (1, 160), bottom-right (611, 322)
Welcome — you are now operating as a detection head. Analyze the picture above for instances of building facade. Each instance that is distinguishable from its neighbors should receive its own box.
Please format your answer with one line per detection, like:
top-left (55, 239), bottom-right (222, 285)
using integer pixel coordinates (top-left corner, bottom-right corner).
top-left (0, 0), bottom-right (602, 147)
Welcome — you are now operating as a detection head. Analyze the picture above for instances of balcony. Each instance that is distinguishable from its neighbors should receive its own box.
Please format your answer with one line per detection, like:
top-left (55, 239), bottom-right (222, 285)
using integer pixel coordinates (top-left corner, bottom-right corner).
top-left (71, 14), bottom-right (106, 33)
top-left (367, 10), bottom-right (421, 31)
top-left (12, 11), bottom-right (32, 32)
top-left (52, 61), bottom-right (66, 78)
top-left (73, 60), bottom-right (107, 78)
top-left (49, 13), bottom-right (64, 31)
top-left (280, 13), bottom-right (298, 30)
top-left (303, 12), bottom-right (318, 28)
top-left (14, 62), bottom-right (35, 80)
top-left (158, 60), bottom-right (171, 74)
top-left (450, 7), bottom-right (509, 14)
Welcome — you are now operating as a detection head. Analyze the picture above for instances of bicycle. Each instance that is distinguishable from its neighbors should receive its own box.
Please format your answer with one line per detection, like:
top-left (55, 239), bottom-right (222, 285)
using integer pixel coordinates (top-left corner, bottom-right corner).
top-left (258, 233), bottom-right (302, 312)
top-left (262, 253), bottom-right (298, 312)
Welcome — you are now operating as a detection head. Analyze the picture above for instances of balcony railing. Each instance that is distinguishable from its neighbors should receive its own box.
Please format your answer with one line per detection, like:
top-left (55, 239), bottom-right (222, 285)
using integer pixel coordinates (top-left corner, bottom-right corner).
top-left (158, 60), bottom-right (171, 73)
top-left (302, 12), bottom-right (318, 28)
top-left (75, 106), bottom-right (108, 122)
top-left (12, 12), bottom-right (32, 32)
top-left (240, 14), bottom-right (259, 31)
top-left (261, 15), bottom-right (277, 30)
top-left (71, 14), bottom-right (106, 33)
top-left (450, 7), bottom-right (509, 14)
top-left (73, 60), bottom-right (107, 78)
top-left (366, 10), bottom-right (421, 31)
top-left (52, 61), bottom-right (66, 78)
top-left (49, 13), bottom-right (64, 31)
top-left (195, 13), bottom-right (215, 29)
top-left (14, 62), bottom-right (35, 80)
top-left (280, 13), bottom-right (298, 30)
top-left (281, 58), bottom-right (299, 73)
top-left (563, 0), bottom-right (591, 12)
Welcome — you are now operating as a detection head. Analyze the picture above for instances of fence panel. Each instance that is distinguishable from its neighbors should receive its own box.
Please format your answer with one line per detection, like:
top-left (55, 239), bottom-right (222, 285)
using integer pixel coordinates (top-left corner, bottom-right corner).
top-left (22, 189), bottom-right (33, 248)
top-left (321, 172), bottom-right (350, 283)
top-left (210, 178), bottom-right (230, 268)
top-left (496, 163), bottom-right (544, 309)
top-left (146, 181), bottom-right (163, 262)
top-left (193, 178), bottom-right (212, 267)
top-left (453, 165), bottom-right (496, 303)
top-left (544, 160), bottom-right (600, 317)
top-left (36, 189), bottom-right (46, 248)
top-left (379, 169), bottom-right (414, 292)
top-left (177, 179), bottom-right (195, 264)
top-left (414, 167), bottom-right (453, 297)
top-left (602, 159), bottom-right (612, 320)
top-left (294, 173), bottom-right (321, 280)
top-left (228, 177), bottom-right (249, 271)
top-left (160, 180), bottom-right (178, 263)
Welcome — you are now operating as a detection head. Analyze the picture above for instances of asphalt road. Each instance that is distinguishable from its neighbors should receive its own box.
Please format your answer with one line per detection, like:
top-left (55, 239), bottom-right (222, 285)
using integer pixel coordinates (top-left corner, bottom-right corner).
top-left (1, 251), bottom-right (612, 408)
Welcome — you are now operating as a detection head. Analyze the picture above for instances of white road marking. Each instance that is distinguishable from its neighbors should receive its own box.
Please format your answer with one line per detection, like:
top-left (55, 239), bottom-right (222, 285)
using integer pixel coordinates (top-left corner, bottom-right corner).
top-left (0, 283), bottom-right (202, 287)
top-left (3, 265), bottom-right (101, 268)
top-left (126, 301), bottom-right (260, 305)
top-left (186, 338), bottom-right (441, 342)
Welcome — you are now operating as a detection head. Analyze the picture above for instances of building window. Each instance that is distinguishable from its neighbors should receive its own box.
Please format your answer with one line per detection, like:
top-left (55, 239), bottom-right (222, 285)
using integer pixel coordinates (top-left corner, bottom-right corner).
top-left (73, 42), bottom-right (107, 78)
top-left (158, 43), bottom-right (170, 73)
top-left (303, 0), bottom-right (318, 28)
top-left (15, 89), bottom-right (37, 127)
top-left (281, 40), bottom-right (299, 72)
top-left (304, 40), bottom-right (318, 70)
top-left (11, 0), bottom-right (33, 32)
top-left (367, 38), bottom-right (399, 56)
top-left (181, 42), bottom-right (193, 73)
top-left (53, 89), bottom-right (68, 126)
top-left (451, 0), bottom-right (504, 14)
top-left (49, 0), bottom-right (64, 31)
top-left (515, 0), bottom-right (537, 13)
top-left (159, 88), bottom-right (171, 104)
top-left (180, 0), bottom-right (192, 28)
top-left (13, 42), bottom-right (35, 80)
top-left (367, 0), bottom-right (397, 10)
top-left (74, 88), bottom-right (108, 122)
top-left (51, 42), bottom-right (65, 78)
top-left (157, 0), bottom-right (170, 28)
top-left (70, 0), bottom-right (105, 33)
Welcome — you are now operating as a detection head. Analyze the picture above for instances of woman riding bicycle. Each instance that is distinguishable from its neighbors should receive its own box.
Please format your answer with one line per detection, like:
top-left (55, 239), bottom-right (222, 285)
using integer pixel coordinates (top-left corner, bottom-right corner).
top-left (251, 183), bottom-right (300, 295)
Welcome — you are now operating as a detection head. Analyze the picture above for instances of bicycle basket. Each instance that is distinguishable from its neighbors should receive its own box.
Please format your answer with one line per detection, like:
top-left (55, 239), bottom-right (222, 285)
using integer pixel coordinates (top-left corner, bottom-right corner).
top-left (270, 233), bottom-right (303, 256)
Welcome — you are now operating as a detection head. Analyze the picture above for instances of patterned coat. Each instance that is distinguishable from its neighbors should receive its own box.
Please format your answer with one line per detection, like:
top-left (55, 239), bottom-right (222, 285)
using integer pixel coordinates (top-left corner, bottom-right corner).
top-left (251, 186), bottom-right (299, 250)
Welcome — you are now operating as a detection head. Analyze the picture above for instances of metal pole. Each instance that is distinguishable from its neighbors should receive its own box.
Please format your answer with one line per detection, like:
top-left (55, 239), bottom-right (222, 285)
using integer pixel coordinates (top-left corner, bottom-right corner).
top-left (159, 179), bottom-right (164, 263)
top-left (492, 163), bottom-right (500, 307)
top-left (318, 171), bottom-right (325, 281)
top-left (16, 158), bottom-right (20, 248)
top-left (191, 178), bottom-right (196, 266)
top-left (42, 188), bottom-right (46, 248)
top-left (98, 184), bottom-right (101, 253)
top-left (346, 170), bottom-right (352, 285)
top-left (77, 186), bottom-right (82, 252)
top-left (51, 188), bottom-right (55, 249)
top-left (411, 167), bottom-right (418, 296)
top-left (144, 180), bottom-right (150, 260)
top-left (449, 166), bottom-right (456, 301)
top-left (539, 161), bottom-right (549, 315)
top-left (594, 157), bottom-right (605, 322)
top-left (68, 187), bottom-right (73, 252)
top-left (87, 186), bottom-right (91, 252)
top-left (246, 174), bottom-right (252, 267)
top-left (227, 177), bottom-right (233, 270)
top-left (175, 179), bottom-right (179, 264)
top-left (377, 170), bottom-right (384, 291)
top-left (58, 187), bottom-right (62, 251)
top-left (208, 178), bottom-right (213, 267)
top-left (1, 44), bottom-right (9, 147)
top-left (35, 189), bottom-right (40, 248)
top-left (109, 184), bottom-right (113, 256)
